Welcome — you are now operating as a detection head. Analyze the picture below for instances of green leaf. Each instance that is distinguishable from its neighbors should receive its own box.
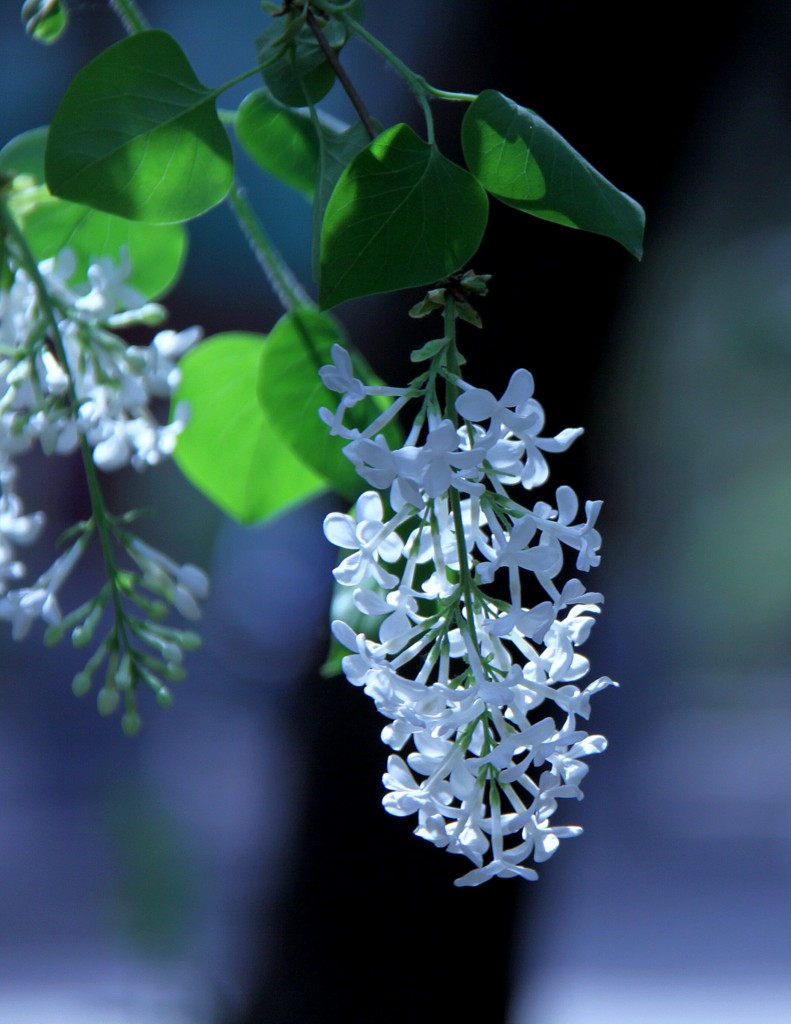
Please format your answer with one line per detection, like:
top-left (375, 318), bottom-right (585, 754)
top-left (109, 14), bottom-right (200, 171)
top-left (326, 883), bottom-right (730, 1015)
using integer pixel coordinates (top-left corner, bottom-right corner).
top-left (173, 333), bottom-right (326, 524)
top-left (260, 306), bottom-right (401, 501)
top-left (236, 89), bottom-right (319, 198)
top-left (21, 0), bottom-right (68, 44)
top-left (257, 16), bottom-right (345, 108)
top-left (462, 89), bottom-right (645, 259)
top-left (311, 119), bottom-right (372, 280)
top-left (45, 30), bottom-right (233, 223)
top-left (0, 126), bottom-right (47, 180)
top-left (319, 123), bottom-right (489, 309)
top-left (22, 197), bottom-right (187, 299)
top-left (1, 128), bottom-right (186, 300)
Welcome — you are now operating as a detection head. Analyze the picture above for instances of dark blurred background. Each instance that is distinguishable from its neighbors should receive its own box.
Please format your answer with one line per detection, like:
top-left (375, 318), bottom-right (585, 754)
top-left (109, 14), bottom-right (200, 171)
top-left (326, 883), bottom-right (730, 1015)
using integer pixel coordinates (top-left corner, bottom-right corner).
top-left (5, 2), bottom-right (791, 1022)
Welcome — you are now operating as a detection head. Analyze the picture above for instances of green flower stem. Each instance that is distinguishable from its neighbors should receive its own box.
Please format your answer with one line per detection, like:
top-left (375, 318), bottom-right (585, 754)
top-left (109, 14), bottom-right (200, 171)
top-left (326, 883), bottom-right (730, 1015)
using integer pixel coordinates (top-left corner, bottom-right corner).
top-left (79, 447), bottom-right (130, 649)
top-left (0, 199), bottom-right (131, 654)
top-left (420, 84), bottom-right (478, 103)
top-left (108, 0), bottom-right (149, 33)
top-left (225, 181), bottom-right (314, 312)
top-left (441, 298), bottom-right (482, 660)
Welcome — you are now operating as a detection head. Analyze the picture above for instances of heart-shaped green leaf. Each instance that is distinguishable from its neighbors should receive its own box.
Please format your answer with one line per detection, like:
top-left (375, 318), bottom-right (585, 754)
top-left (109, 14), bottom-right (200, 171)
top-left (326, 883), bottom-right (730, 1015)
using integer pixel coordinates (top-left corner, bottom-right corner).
top-left (173, 333), bottom-right (326, 523)
top-left (1, 128), bottom-right (186, 299)
top-left (236, 88), bottom-right (320, 198)
top-left (45, 30), bottom-right (233, 223)
top-left (260, 306), bottom-right (401, 500)
top-left (462, 90), bottom-right (644, 258)
top-left (311, 119), bottom-right (372, 281)
top-left (256, 16), bottom-right (345, 108)
top-left (319, 123), bottom-right (489, 308)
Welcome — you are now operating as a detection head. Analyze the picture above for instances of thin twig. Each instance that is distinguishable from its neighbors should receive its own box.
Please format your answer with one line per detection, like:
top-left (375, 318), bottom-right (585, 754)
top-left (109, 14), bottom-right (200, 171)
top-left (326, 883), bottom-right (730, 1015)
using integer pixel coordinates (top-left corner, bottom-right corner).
top-left (108, 0), bottom-right (149, 33)
top-left (226, 182), bottom-right (314, 312)
top-left (305, 8), bottom-right (378, 140)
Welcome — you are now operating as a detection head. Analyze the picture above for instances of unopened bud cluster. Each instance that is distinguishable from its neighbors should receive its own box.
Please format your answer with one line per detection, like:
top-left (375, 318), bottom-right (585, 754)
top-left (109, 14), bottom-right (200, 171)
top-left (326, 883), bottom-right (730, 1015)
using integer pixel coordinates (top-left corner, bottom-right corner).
top-left (321, 312), bottom-right (613, 885)
top-left (0, 240), bottom-right (207, 731)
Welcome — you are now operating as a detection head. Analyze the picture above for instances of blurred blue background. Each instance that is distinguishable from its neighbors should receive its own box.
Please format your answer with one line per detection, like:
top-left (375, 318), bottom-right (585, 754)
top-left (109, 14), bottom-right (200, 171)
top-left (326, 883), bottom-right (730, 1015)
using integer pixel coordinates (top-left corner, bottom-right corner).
top-left (3, 2), bottom-right (791, 1022)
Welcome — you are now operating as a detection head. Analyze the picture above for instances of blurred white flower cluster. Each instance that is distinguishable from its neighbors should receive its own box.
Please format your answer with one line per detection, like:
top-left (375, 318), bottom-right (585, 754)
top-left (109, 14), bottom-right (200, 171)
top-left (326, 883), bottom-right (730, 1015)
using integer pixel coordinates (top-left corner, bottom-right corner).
top-left (321, 329), bottom-right (614, 886)
top-left (0, 243), bottom-right (206, 730)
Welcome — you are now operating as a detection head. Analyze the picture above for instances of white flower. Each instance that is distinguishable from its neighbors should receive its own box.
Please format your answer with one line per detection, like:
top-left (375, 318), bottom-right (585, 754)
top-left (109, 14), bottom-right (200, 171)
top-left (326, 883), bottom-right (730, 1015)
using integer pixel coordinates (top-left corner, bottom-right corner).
top-left (73, 251), bottom-right (144, 320)
top-left (0, 248), bottom-right (201, 478)
top-left (144, 327), bottom-right (202, 397)
top-left (0, 539), bottom-right (85, 639)
top-left (125, 537), bottom-right (209, 620)
top-left (0, 491), bottom-right (44, 547)
top-left (0, 468), bottom-right (46, 597)
top-left (324, 491), bottom-right (405, 588)
top-left (0, 585), bottom-right (60, 639)
top-left (456, 369), bottom-right (583, 488)
top-left (322, 335), bottom-right (613, 886)
top-left (0, 242), bottom-right (211, 732)
top-left (320, 343), bottom-right (367, 403)
top-left (319, 343), bottom-right (406, 438)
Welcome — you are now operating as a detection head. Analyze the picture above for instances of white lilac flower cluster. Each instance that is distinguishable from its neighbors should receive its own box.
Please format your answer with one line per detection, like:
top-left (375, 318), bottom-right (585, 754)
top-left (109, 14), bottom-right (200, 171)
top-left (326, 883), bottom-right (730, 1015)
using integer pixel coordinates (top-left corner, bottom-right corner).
top-left (0, 243), bottom-right (207, 729)
top-left (320, 338), bottom-right (614, 886)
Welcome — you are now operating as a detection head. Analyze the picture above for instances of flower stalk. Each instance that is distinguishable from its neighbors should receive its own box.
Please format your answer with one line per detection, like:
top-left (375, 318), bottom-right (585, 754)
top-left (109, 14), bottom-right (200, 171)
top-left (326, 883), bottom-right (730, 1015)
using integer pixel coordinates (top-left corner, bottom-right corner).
top-left (320, 287), bottom-right (613, 885)
top-left (0, 195), bottom-right (208, 731)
